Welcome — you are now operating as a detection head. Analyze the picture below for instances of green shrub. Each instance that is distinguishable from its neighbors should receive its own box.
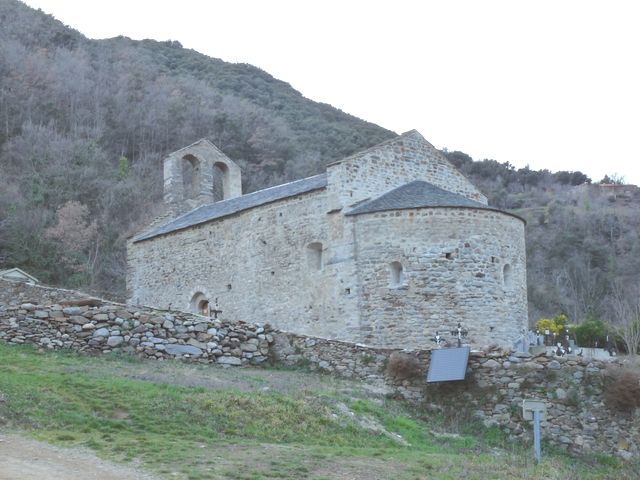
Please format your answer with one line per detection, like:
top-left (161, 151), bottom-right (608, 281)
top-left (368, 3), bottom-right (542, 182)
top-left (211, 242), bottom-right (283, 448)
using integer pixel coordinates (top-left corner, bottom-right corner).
top-left (573, 318), bottom-right (608, 348)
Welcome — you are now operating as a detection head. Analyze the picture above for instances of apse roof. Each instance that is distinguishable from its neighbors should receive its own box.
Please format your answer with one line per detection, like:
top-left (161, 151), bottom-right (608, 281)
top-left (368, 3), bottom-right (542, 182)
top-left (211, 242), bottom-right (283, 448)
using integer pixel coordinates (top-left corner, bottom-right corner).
top-left (346, 180), bottom-right (490, 215)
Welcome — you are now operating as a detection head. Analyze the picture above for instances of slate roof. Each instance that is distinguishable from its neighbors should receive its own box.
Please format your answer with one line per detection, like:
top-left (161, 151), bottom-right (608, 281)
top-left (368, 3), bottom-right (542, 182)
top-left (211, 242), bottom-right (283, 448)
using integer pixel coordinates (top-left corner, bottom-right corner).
top-left (345, 180), bottom-right (522, 220)
top-left (0, 267), bottom-right (40, 284)
top-left (134, 173), bottom-right (327, 242)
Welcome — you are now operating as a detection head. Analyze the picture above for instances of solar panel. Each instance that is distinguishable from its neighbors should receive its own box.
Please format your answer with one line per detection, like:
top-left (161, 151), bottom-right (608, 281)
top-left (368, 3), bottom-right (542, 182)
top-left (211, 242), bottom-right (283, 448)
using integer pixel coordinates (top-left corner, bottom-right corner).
top-left (426, 347), bottom-right (470, 383)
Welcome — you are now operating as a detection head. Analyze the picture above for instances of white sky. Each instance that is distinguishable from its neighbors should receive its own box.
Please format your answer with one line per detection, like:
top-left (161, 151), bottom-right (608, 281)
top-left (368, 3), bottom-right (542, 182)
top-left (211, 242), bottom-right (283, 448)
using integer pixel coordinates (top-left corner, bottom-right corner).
top-left (21, 0), bottom-right (640, 184)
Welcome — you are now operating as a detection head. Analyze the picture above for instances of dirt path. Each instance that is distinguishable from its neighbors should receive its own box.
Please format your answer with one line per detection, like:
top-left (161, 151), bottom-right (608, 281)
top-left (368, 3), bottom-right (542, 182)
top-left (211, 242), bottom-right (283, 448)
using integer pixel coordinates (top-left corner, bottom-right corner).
top-left (0, 434), bottom-right (158, 480)
top-left (0, 434), bottom-right (407, 480)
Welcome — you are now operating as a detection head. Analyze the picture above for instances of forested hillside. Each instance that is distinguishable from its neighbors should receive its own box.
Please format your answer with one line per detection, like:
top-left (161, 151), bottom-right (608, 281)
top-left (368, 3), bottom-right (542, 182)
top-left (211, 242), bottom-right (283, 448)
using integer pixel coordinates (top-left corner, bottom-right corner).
top-left (0, 0), bottom-right (395, 293)
top-left (445, 152), bottom-right (640, 327)
top-left (1, 0), bottom-right (639, 331)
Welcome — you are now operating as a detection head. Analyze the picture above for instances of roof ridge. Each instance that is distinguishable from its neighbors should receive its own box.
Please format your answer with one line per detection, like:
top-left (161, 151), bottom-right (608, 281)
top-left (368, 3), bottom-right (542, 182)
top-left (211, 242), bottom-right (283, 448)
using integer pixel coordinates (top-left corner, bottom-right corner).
top-left (235, 173), bottom-right (326, 199)
top-left (326, 129), bottom-right (431, 167)
top-left (168, 138), bottom-right (222, 157)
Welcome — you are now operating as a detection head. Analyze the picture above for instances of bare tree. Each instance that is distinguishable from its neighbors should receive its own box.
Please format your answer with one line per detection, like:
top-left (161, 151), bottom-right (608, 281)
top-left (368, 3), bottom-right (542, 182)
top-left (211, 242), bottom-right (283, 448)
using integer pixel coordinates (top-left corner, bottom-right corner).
top-left (610, 282), bottom-right (640, 356)
top-left (45, 201), bottom-right (99, 283)
top-left (558, 255), bottom-right (605, 323)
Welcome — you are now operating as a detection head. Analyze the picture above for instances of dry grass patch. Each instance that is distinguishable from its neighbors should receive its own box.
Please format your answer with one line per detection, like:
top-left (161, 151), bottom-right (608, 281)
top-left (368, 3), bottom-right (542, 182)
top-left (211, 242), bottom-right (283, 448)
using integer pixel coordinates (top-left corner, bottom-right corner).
top-left (603, 363), bottom-right (640, 412)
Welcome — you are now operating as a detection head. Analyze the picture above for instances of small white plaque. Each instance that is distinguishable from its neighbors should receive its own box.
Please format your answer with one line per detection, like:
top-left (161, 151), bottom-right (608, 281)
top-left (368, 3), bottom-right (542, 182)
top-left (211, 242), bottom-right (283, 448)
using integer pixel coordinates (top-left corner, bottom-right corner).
top-left (522, 399), bottom-right (547, 421)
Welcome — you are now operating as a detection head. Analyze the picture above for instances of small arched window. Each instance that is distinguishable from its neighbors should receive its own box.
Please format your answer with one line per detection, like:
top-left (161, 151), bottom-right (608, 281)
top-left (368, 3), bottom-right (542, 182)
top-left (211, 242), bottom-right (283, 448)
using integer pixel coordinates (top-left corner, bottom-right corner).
top-left (503, 264), bottom-right (513, 288)
top-left (182, 154), bottom-right (201, 199)
top-left (306, 242), bottom-right (323, 271)
top-left (389, 261), bottom-right (404, 287)
top-left (212, 161), bottom-right (229, 201)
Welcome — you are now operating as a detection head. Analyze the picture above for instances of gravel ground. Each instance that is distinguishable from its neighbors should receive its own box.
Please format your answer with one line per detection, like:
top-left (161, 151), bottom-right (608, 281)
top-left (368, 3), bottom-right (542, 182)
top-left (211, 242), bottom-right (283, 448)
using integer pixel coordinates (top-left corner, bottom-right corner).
top-left (0, 434), bottom-right (159, 480)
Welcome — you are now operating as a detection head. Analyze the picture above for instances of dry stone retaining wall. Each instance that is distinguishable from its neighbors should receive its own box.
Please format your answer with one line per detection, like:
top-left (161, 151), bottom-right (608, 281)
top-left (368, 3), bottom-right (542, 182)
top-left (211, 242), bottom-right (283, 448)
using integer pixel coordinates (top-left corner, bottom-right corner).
top-left (272, 332), bottom-right (640, 460)
top-left (0, 279), bottom-right (93, 306)
top-left (0, 280), bottom-right (273, 365)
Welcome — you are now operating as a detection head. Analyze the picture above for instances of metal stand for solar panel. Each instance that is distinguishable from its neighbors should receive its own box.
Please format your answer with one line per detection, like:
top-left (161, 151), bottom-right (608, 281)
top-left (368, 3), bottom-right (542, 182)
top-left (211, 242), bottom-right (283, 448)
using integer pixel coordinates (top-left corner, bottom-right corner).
top-left (522, 399), bottom-right (546, 464)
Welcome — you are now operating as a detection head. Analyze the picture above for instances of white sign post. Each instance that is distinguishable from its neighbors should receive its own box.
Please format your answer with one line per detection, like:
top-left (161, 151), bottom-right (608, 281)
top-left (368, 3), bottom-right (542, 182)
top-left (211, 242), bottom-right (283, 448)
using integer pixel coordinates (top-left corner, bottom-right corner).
top-left (522, 399), bottom-right (547, 464)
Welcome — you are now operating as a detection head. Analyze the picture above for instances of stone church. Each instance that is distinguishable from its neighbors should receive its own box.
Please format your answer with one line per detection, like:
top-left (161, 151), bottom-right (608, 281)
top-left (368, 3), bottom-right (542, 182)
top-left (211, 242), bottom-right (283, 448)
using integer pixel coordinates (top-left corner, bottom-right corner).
top-left (127, 130), bottom-right (527, 349)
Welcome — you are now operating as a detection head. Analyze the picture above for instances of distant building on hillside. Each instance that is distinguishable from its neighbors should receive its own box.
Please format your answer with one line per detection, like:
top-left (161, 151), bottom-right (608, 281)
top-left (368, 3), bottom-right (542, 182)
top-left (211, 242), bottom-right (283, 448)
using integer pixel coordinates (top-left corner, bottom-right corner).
top-left (597, 183), bottom-right (639, 198)
top-left (0, 267), bottom-right (40, 285)
top-left (127, 131), bottom-right (528, 350)
top-left (572, 182), bottom-right (639, 200)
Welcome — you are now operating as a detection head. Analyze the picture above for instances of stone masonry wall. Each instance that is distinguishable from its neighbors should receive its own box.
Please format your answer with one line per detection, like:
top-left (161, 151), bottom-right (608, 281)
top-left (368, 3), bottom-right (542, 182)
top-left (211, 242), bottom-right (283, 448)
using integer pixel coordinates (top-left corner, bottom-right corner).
top-left (273, 332), bottom-right (639, 460)
top-left (0, 280), bottom-right (273, 365)
top-left (352, 208), bottom-right (527, 348)
top-left (128, 189), bottom-right (363, 342)
top-left (326, 130), bottom-right (487, 213)
top-left (129, 199), bottom-right (526, 350)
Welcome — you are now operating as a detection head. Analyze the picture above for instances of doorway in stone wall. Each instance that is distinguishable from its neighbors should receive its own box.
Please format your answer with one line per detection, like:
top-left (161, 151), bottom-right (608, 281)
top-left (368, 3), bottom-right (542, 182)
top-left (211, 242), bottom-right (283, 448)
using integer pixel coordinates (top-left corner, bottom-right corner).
top-left (190, 292), bottom-right (210, 316)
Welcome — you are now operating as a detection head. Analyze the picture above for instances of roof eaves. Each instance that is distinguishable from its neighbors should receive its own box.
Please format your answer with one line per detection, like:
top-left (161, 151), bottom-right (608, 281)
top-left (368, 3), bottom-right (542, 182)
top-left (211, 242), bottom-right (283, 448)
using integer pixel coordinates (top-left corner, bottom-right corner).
top-left (346, 204), bottom-right (526, 224)
top-left (133, 174), bottom-right (327, 243)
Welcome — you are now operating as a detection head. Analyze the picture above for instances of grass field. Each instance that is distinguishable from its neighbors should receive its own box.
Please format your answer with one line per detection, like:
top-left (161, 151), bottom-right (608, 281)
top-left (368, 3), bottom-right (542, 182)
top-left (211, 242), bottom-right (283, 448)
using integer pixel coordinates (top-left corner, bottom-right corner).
top-left (0, 343), bottom-right (637, 479)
